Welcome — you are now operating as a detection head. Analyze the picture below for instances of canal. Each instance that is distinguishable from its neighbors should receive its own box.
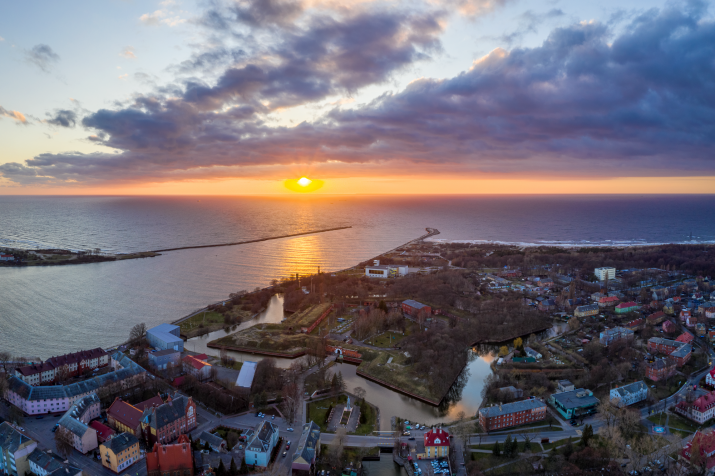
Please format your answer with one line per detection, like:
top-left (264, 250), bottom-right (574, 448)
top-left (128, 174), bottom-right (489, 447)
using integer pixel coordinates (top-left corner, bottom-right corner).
top-left (186, 295), bottom-right (496, 429)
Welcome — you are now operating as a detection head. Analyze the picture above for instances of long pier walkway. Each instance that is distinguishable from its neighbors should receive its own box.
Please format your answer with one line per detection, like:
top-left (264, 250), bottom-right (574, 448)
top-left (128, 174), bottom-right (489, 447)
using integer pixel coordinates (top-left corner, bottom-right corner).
top-left (151, 226), bottom-right (352, 253)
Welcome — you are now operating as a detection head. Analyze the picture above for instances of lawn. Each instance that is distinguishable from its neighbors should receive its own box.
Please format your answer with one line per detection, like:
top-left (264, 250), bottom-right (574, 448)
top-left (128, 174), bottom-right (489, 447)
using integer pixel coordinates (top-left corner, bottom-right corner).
top-left (306, 395), bottom-right (348, 432)
top-left (221, 360), bottom-right (243, 371)
top-left (180, 311), bottom-right (226, 333)
top-left (664, 413), bottom-right (700, 432)
top-left (365, 331), bottom-right (408, 348)
top-left (541, 438), bottom-right (581, 451)
top-left (356, 350), bottom-right (440, 402)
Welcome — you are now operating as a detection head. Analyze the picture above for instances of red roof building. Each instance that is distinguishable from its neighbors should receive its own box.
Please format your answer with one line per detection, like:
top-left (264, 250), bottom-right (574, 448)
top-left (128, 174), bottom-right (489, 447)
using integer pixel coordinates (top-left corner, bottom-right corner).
top-left (89, 420), bottom-right (116, 443)
top-left (647, 311), bottom-right (666, 324)
top-left (598, 296), bottom-right (620, 308)
top-left (423, 428), bottom-right (450, 459)
top-left (146, 434), bottom-right (194, 476)
top-left (107, 398), bottom-right (143, 436)
top-left (136, 395), bottom-right (164, 411)
top-left (676, 391), bottom-right (715, 424)
top-left (676, 333), bottom-right (695, 344)
top-left (182, 356), bottom-right (212, 381)
top-left (682, 430), bottom-right (715, 470)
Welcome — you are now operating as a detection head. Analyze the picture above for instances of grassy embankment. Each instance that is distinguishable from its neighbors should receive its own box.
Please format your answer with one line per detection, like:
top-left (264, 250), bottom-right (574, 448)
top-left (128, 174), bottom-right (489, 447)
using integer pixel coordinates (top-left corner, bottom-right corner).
top-left (180, 308), bottom-right (253, 339)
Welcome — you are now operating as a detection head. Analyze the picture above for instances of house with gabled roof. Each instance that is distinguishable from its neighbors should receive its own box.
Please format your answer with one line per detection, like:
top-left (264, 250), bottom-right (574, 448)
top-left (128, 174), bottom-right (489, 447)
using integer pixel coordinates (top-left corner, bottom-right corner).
top-left (610, 381), bottom-right (647, 407)
top-left (58, 394), bottom-right (101, 454)
top-left (27, 447), bottom-right (82, 476)
top-left (140, 395), bottom-right (196, 446)
top-left (245, 421), bottom-right (279, 467)
top-left (0, 422), bottom-right (38, 476)
top-left (292, 421), bottom-right (321, 472)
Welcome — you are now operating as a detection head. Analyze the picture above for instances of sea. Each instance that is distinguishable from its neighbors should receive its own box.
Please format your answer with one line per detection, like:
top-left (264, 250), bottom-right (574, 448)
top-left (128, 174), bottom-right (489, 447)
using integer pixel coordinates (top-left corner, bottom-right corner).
top-left (2, 194), bottom-right (715, 359)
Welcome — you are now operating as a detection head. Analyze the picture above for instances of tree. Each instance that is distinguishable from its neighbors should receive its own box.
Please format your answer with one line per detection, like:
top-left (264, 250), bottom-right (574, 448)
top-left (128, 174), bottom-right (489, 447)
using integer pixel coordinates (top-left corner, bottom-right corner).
top-left (9, 406), bottom-right (24, 425)
top-left (0, 351), bottom-right (11, 373)
top-left (513, 337), bottom-right (523, 352)
top-left (498, 346), bottom-right (509, 357)
top-left (568, 317), bottom-right (580, 330)
top-left (492, 440), bottom-right (501, 457)
top-left (129, 322), bottom-right (147, 346)
top-left (503, 435), bottom-right (513, 457)
top-left (226, 431), bottom-right (240, 450)
top-left (216, 458), bottom-right (227, 476)
top-left (54, 426), bottom-right (74, 458)
top-left (353, 386), bottom-right (366, 402)
top-left (581, 424), bottom-right (594, 447)
top-left (229, 457), bottom-right (239, 476)
top-left (239, 457), bottom-right (249, 475)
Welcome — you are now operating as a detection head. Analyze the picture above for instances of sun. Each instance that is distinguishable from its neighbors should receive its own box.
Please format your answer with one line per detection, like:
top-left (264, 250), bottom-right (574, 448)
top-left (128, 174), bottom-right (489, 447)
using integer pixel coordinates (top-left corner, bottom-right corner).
top-left (284, 176), bottom-right (325, 193)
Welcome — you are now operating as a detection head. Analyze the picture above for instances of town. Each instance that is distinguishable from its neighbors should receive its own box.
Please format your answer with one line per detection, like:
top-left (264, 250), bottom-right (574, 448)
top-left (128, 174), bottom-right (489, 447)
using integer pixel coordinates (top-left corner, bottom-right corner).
top-left (3, 241), bottom-right (715, 476)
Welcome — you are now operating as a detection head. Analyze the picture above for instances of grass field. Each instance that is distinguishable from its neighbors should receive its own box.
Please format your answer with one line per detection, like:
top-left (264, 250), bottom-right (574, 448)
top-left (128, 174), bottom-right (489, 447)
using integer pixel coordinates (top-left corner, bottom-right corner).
top-left (366, 331), bottom-right (408, 348)
top-left (180, 311), bottom-right (226, 332)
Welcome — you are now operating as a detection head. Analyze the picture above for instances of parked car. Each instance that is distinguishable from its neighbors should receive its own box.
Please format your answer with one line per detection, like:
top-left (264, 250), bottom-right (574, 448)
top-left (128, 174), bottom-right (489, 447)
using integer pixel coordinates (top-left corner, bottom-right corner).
top-left (287, 428), bottom-right (294, 432)
top-left (286, 441), bottom-right (291, 449)
top-left (282, 451), bottom-right (287, 457)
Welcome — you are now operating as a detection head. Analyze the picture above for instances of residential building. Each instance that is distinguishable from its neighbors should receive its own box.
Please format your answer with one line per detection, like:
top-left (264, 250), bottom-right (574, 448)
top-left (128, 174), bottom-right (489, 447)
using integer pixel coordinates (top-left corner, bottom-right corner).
top-left (0, 254), bottom-right (15, 261)
top-left (680, 310), bottom-right (692, 322)
top-left (598, 296), bottom-right (620, 308)
top-left (599, 327), bottom-right (634, 346)
top-left (498, 386), bottom-right (523, 400)
top-left (5, 351), bottom-right (146, 416)
top-left (648, 337), bottom-right (686, 355)
top-left (478, 398), bottom-right (547, 431)
top-left (182, 355), bottom-right (212, 381)
top-left (652, 286), bottom-right (668, 301)
top-left (676, 391), bottom-right (715, 424)
top-left (706, 306), bottom-right (715, 319)
top-left (423, 428), bottom-right (451, 459)
top-left (148, 349), bottom-right (181, 371)
top-left (615, 302), bottom-right (640, 314)
top-left (625, 318), bottom-right (645, 331)
top-left (235, 361), bottom-right (257, 390)
top-left (663, 321), bottom-right (677, 333)
top-left (14, 348), bottom-right (109, 386)
top-left (670, 344), bottom-right (693, 367)
top-left (706, 368), bottom-right (715, 387)
top-left (647, 311), bottom-right (666, 325)
top-left (574, 304), bottom-right (599, 318)
top-left (244, 421), bottom-right (279, 467)
top-left (676, 331), bottom-right (695, 344)
top-left (27, 447), bottom-right (82, 476)
top-left (610, 381), bottom-right (648, 407)
top-left (292, 421), bottom-right (321, 472)
top-left (89, 421), bottom-right (116, 443)
top-left (146, 323), bottom-right (184, 351)
top-left (549, 389), bottom-right (600, 419)
top-left (594, 267), bottom-right (616, 281)
top-left (682, 430), bottom-right (715, 471)
top-left (646, 358), bottom-right (677, 381)
top-left (401, 300), bottom-right (431, 317)
top-left (538, 299), bottom-right (556, 312)
top-left (687, 316), bottom-right (698, 328)
top-left (100, 432), bottom-right (140, 473)
top-left (696, 324), bottom-right (707, 337)
top-left (540, 278), bottom-right (554, 287)
top-left (140, 395), bottom-right (197, 446)
top-left (146, 434), bottom-right (194, 476)
top-left (557, 380), bottom-right (575, 393)
top-left (524, 347), bottom-right (542, 359)
top-left (58, 393), bottom-right (101, 454)
top-left (199, 432), bottom-right (226, 452)
top-left (0, 422), bottom-right (37, 476)
top-left (107, 398), bottom-right (143, 436)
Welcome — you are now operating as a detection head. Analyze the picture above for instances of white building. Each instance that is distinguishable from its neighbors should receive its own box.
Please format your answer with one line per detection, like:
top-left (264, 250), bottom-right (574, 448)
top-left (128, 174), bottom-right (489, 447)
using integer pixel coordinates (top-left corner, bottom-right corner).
top-left (594, 267), bottom-right (616, 281)
top-left (524, 347), bottom-right (542, 359)
top-left (57, 394), bottom-right (101, 454)
top-left (364, 260), bottom-right (407, 278)
top-left (245, 421), bottom-right (279, 467)
top-left (236, 361), bottom-right (257, 390)
top-left (610, 381), bottom-right (648, 407)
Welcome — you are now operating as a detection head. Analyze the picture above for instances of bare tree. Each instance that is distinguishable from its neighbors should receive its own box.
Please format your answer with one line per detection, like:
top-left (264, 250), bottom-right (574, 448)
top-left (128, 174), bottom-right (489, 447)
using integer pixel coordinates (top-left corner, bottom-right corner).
top-left (280, 382), bottom-right (301, 425)
top-left (353, 386), bottom-right (366, 402)
top-left (0, 351), bottom-right (12, 373)
top-left (129, 322), bottom-right (147, 346)
top-left (54, 426), bottom-right (75, 458)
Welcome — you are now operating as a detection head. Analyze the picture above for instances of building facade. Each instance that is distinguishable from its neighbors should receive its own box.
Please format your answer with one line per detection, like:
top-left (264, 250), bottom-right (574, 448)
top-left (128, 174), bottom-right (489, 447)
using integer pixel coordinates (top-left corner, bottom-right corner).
top-left (598, 296), bottom-right (620, 308)
top-left (245, 421), bottom-right (279, 467)
top-left (100, 432), bottom-right (140, 473)
top-left (14, 348), bottom-right (109, 386)
top-left (594, 267), bottom-right (616, 281)
top-left (27, 447), bottom-right (81, 476)
top-left (478, 398), bottom-right (547, 431)
top-left (401, 300), bottom-right (432, 317)
top-left (0, 423), bottom-right (37, 476)
top-left (147, 324), bottom-right (184, 351)
top-left (140, 395), bottom-right (197, 446)
top-left (146, 435), bottom-right (194, 476)
top-left (615, 302), bottom-right (640, 314)
top-left (292, 422), bottom-right (320, 472)
top-left (599, 327), bottom-right (634, 346)
top-left (107, 398), bottom-right (143, 436)
top-left (676, 391), bottom-right (715, 424)
top-left (646, 358), bottom-right (677, 381)
top-left (574, 304), bottom-right (599, 318)
top-left (148, 349), bottom-right (181, 371)
top-left (610, 381), bottom-right (648, 407)
top-left (182, 356), bottom-right (212, 381)
top-left (58, 393), bottom-right (101, 454)
top-left (423, 428), bottom-right (450, 459)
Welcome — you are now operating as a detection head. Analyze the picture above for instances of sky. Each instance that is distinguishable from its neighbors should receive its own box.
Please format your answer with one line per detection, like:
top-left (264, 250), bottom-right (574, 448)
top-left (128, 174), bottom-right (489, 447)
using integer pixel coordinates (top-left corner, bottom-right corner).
top-left (1, 0), bottom-right (714, 195)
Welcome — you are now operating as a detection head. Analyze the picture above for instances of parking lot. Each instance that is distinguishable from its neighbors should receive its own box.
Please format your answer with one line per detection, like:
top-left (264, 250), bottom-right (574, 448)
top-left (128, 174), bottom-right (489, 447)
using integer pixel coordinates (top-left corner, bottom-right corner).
top-left (412, 458), bottom-right (451, 476)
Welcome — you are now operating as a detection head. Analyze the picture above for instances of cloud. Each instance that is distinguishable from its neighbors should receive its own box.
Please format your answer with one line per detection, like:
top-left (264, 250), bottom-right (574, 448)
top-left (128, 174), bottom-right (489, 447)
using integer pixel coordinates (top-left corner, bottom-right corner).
top-left (118, 74), bottom-right (129, 80)
top-left (46, 109), bottom-right (77, 128)
top-left (139, 9), bottom-right (186, 26)
top-left (3, 1), bottom-right (715, 186)
top-left (0, 106), bottom-right (28, 124)
top-left (119, 46), bottom-right (136, 59)
top-left (0, 36), bottom-right (4, 41)
top-left (25, 44), bottom-right (60, 72)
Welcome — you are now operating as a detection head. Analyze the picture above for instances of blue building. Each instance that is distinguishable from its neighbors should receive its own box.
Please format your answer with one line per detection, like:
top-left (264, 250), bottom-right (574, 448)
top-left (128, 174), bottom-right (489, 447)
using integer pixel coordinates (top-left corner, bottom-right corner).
top-left (146, 324), bottom-right (183, 351)
top-left (245, 421), bottom-right (279, 467)
top-left (147, 349), bottom-right (180, 371)
top-left (549, 388), bottom-right (600, 419)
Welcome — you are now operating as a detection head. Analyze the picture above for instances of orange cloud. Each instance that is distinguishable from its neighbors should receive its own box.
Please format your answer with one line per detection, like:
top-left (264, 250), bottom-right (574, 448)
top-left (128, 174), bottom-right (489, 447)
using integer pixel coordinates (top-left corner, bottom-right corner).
top-left (0, 106), bottom-right (28, 124)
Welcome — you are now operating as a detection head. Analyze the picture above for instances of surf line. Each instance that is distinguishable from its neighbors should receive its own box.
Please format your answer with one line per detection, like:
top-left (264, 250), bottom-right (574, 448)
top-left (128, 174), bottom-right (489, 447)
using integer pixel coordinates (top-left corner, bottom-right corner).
top-left (151, 226), bottom-right (352, 253)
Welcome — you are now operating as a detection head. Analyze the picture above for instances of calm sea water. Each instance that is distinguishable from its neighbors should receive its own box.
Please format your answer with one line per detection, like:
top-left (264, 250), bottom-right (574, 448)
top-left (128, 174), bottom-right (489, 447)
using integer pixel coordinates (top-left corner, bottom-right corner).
top-left (2, 194), bottom-right (715, 360)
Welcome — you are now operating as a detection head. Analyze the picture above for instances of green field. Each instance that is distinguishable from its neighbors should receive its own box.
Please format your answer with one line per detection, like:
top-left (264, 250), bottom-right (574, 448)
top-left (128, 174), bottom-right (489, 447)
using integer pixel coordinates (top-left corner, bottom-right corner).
top-left (366, 331), bottom-right (408, 348)
top-left (180, 311), bottom-right (226, 332)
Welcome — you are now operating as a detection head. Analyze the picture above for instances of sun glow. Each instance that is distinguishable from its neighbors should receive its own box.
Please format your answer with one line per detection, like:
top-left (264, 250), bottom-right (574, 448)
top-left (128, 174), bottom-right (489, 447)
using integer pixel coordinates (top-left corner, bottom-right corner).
top-left (284, 176), bottom-right (325, 193)
top-left (298, 177), bottom-right (312, 186)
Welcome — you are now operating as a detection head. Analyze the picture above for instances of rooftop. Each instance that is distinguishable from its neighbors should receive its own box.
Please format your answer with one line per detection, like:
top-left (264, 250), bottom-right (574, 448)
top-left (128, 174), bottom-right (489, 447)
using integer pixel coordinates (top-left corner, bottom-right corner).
top-left (478, 398), bottom-right (546, 418)
top-left (236, 361), bottom-right (257, 388)
top-left (104, 432), bottom-right (138, 454)
top-left (402, 299), bottom-right (429, 310)
top-left (0, 422), bottom-right (32, 454)
top-left (551, 389), bottom-right (600, 409)
top-left (613, 381), bottom-right (647, 397)
top-left (293, 421), bottom-right (320, 465)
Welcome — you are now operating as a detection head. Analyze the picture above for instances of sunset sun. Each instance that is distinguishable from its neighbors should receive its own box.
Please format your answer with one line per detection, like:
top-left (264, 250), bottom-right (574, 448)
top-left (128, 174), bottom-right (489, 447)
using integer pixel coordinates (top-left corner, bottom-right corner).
top-left (284, 176), bottom-right (325, 193)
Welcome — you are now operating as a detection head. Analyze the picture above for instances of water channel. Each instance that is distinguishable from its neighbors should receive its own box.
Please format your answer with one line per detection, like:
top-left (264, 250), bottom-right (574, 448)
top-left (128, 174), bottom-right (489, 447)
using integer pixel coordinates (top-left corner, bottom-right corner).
top-left (186, 294), bottom-right (496, 430)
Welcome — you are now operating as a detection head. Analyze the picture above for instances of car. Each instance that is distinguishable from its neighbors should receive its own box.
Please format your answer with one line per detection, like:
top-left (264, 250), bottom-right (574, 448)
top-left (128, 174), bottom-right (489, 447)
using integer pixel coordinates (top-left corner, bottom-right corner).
top-left (286, 441), bottom-right (291, 449)
top-left (287, 428), bottom-right (294, 432)
top-left (51, 426), bottom-right (57, 433)
top-left (282, 451), bottom-right (287, 457)
top-left (403, 432), bottom-right (411, 436)
top-left (272, 415), bottom-right (275, 420)
top-left (36, 416), bottom-right (44, 419)
top-left (408, 437), bottom-right (415, 440)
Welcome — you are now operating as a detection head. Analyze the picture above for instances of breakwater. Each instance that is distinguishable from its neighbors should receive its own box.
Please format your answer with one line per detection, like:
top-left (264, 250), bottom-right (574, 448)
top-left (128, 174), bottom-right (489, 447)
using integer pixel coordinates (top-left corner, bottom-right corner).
top-left (151, 226), bottom-right (352, 253)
